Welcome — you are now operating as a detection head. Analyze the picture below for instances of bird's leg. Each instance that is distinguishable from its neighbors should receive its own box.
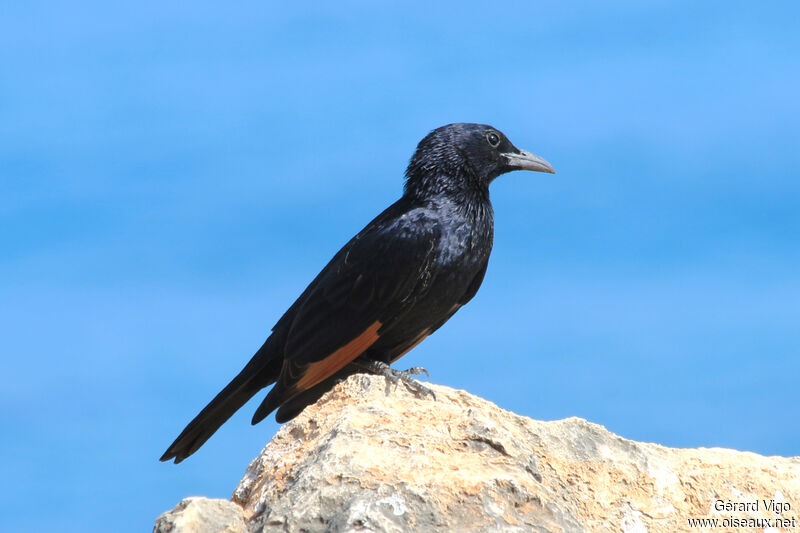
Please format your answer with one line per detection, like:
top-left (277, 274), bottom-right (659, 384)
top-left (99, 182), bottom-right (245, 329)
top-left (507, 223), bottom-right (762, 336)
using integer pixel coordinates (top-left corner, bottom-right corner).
top-left (350, 359), bottom-right (437, 400)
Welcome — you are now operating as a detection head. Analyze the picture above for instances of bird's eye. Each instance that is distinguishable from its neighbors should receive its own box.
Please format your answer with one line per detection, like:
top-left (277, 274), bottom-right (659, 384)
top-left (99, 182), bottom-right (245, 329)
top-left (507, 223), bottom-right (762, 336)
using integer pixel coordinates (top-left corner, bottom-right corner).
top-left (486, 132), bottom-right (500, 147)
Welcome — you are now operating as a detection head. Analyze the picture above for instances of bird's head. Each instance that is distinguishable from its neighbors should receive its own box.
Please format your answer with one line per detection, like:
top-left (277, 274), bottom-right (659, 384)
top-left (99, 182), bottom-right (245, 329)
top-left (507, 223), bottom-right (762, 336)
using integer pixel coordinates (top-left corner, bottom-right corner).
top-left (404, 123), bottom-right (555, 199)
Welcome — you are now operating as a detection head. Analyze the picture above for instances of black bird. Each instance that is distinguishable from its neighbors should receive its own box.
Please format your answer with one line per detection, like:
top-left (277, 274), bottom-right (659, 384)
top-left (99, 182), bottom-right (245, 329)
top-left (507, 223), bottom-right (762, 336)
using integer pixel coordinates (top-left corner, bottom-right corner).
top-left (160, 123), bottom-right (555, 463)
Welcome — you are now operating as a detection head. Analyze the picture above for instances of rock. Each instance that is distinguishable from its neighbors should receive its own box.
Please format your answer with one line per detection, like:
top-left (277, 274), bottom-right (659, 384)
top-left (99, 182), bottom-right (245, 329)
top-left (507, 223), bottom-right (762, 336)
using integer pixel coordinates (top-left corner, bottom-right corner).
top-left (156, 374), bottom-right (800, 532)
top-left (154, 497), bottom-right (247, 533)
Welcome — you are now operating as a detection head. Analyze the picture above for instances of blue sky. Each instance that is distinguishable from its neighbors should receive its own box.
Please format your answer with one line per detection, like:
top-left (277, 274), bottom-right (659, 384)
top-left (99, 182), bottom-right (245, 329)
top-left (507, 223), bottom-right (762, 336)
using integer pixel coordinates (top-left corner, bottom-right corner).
top-left (2, 1), bottom-right (799, 531)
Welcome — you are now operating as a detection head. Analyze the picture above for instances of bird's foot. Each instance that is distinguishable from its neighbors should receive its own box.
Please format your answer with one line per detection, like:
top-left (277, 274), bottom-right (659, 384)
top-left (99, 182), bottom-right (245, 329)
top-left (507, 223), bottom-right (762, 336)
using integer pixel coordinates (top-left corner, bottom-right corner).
top-left (351, 360), bottom-right (437, 400)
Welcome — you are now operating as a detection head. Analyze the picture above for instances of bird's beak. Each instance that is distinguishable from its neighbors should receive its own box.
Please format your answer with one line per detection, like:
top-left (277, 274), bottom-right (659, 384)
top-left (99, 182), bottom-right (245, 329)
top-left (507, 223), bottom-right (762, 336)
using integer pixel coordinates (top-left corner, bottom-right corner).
top-left (502, 150), bottom-right (556, 174)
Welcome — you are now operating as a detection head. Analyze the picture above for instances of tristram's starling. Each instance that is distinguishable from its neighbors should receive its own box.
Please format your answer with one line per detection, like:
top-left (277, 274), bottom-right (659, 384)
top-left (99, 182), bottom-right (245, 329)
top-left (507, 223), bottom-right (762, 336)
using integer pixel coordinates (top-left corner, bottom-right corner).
top-left (161, 123), bottom-right (555, 463)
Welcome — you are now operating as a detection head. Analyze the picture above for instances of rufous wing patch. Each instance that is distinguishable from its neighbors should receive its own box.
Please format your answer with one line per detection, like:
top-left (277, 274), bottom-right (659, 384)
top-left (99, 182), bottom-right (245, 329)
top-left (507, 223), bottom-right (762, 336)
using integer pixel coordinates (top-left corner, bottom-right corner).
top-left (294, 321), bottom-right (382, 391)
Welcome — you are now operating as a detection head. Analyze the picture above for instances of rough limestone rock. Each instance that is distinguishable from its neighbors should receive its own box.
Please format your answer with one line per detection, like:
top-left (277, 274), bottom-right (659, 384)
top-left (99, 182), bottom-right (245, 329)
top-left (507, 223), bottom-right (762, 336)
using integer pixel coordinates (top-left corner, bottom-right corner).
top-left (154, 497), bottom-right (247, 533)
top-left (155, 374), bottom-right (800, 532)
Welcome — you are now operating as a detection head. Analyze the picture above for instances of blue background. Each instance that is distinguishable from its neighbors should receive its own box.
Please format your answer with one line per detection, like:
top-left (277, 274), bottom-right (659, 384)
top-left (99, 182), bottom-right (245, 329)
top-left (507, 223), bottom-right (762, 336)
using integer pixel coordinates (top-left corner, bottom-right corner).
top-left (2, 2), bottom-right (798, 531)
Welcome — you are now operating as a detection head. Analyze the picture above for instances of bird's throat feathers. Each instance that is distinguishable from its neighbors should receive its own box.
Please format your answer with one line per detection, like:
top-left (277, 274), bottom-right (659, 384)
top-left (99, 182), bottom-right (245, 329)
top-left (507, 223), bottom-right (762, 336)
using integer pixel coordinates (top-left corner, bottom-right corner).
top-left (403, 167), bottom-right (490, 204)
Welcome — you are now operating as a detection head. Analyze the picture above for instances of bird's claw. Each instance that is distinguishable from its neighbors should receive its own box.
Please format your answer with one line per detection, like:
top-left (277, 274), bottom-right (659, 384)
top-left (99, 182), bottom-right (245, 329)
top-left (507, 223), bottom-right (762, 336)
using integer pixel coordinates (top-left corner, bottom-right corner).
top-left (399, 377), bottom-right (437, 400)
top-left (351, 360), bottom-right (436, 400)
top-left (402, 366), bottom-right (430, 379)
top-left (393, 366), bottom-right (435, 399)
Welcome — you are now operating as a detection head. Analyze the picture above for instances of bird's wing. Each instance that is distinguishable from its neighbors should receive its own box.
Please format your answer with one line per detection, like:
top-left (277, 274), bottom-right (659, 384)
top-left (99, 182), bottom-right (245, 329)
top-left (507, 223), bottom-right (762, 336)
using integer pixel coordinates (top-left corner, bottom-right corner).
top-left (251, 207), bottom-right (440, 423)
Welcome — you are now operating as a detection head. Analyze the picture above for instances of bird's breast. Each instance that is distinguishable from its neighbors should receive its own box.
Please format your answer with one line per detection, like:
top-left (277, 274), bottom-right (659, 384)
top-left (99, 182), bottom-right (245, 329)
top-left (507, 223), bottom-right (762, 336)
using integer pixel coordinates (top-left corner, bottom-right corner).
top-left (372, 199), bottom-right (493, 357)
top-left (415, 202), bottom-right (493, 310)
top-left (435, 200), bottom-right (494, 267)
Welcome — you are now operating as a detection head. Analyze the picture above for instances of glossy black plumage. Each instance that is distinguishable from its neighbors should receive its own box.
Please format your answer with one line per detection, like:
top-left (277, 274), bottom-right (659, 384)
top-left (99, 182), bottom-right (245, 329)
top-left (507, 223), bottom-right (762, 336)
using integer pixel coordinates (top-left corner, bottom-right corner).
top-left (160, 123), bottom-right (555, 463)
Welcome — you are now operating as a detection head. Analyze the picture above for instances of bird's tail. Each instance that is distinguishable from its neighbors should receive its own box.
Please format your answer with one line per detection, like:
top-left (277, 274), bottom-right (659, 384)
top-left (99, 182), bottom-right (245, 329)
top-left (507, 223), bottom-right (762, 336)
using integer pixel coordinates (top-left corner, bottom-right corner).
top-left (159, 338), bottom-right (282, 464)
